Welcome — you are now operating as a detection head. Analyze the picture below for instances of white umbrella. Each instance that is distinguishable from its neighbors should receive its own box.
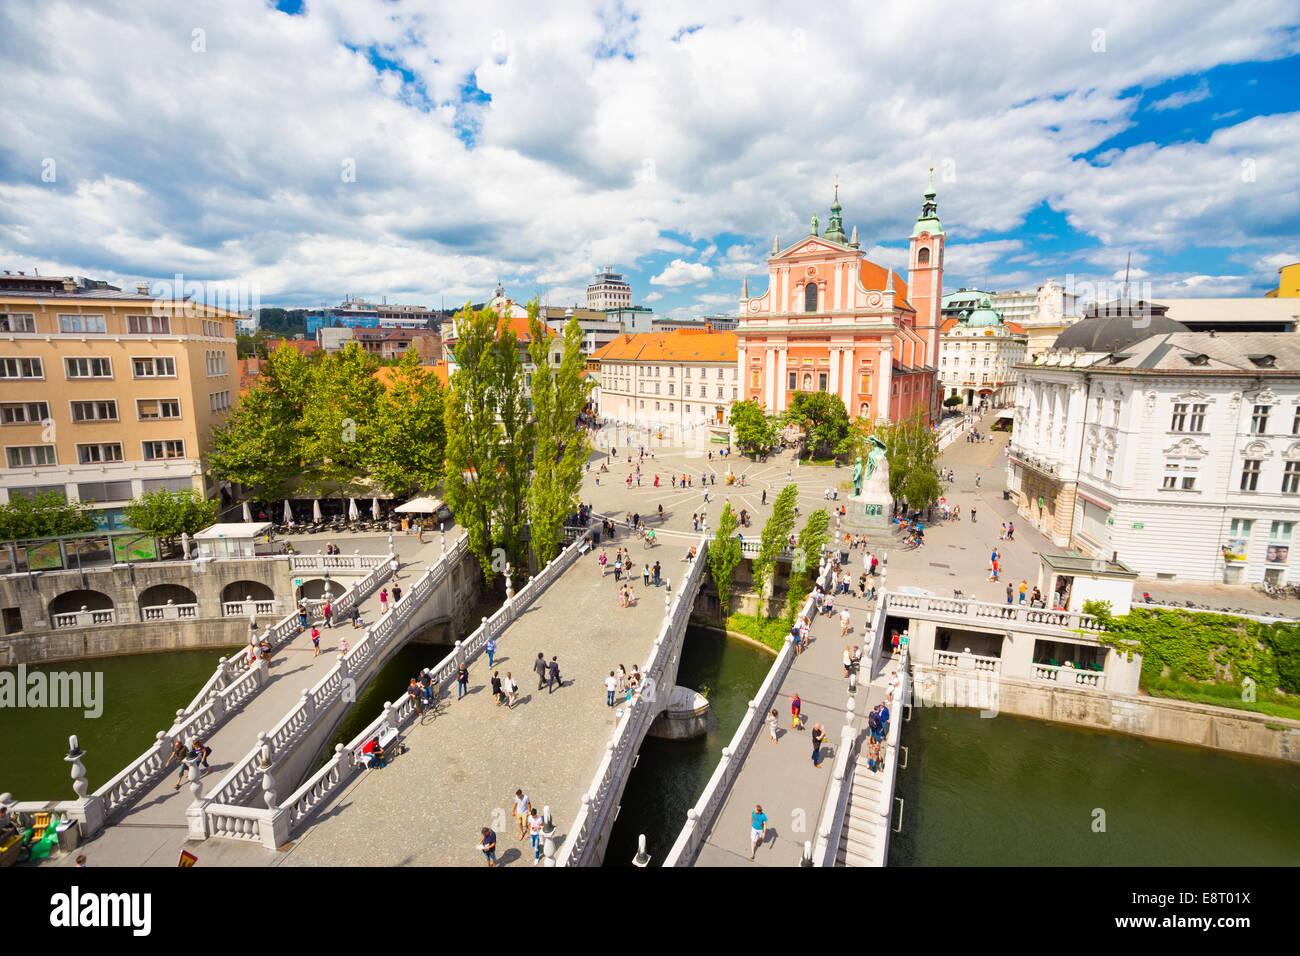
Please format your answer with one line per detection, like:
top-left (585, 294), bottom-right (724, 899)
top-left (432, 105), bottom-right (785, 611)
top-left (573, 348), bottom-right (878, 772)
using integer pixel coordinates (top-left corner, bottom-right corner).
top-left (348, 498), bottom-right (360, 521)
top-left (242, 501), bottom-right (252, 522)
top-left (371, 497), bottom-right (381, 520)
top-left (312, 499), bottom-right (322, 523)
top-left (283, 500), bottom-right (293, 524)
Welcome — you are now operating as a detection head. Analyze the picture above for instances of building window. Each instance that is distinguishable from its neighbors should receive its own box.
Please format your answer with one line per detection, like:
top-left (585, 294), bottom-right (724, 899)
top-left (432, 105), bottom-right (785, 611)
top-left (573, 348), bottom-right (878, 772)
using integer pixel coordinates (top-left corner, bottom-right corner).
top-left (1285, 461), bottom-right (1300, 494)
top-left (1229, 518), bottom-right (1253, 538)
top-left (732, 388), bottom-right (737, 399)
top-left (789, 372), bottom-right (797, 391)
top-left (58, 314), bottom-right (106, 334)
top-left (76, 442), bottom-right (124, 464)
top-left (132, 357), bottom-right (177, 378)
top-left (71, 400), bottom-right (119, 422)
top-left (137, 399), bottom-right (181, 420)
top-left (655, 383), bottom-right (660, 394)
top-left (684, 384), bottom-right (691, 397)
top-left (142, 440), bottom-right (185, 460)
top-left (859, 373), bottom-right (870, 394)
top-left (65, 357), bottom-right (113, 378)
top-left (1294, 407), bottom-right (1300, 436)
top-left (0, 357), bottom-right (44, 379)
top-left (917, 247), bottom-right (930, 266)
top-left (750, 370), bottom-right (759, 388)
top-left (127, 315), bottom-right (171, 334)
top-left (1170, 403), bottom-right (1187, 431)
top-left (818, 373), bottom-right (828, 392)
top-left (804, 282), bottom-right (818, 312)
top-left (0, 314), bottom-right (35, 333)
top-left (1241, 459), bottom-right (1261, 491)
top-left (1251, 405), bottom-right (1270, 434)
top-left (716, 386), bottom-right (723, 399)
top-left (1, 401), bottom-right (50, 424)
top-left (5, 445), bottom-right (57, 467)
top-left (1271, 521), bottom-right (1293, 541)
top-left (1189, 404), bottom-right (1207, 431)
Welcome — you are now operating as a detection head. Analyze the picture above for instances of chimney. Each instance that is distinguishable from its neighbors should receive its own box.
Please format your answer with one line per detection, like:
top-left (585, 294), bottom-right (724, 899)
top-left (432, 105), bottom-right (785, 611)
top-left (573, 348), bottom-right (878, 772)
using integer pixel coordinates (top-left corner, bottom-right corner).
top-left (136, 282), bottom-right (150, 295)
top-left (62, 277), bottom-right (77, 291)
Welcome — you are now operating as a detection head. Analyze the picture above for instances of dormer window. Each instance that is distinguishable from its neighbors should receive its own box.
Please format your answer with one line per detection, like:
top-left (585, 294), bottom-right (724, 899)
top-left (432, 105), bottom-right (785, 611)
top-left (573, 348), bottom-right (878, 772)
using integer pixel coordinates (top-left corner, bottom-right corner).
top-left (1185, 353), bottom-right (1210, 366)
top-left (1249, 354), bottom-right (1276, 368)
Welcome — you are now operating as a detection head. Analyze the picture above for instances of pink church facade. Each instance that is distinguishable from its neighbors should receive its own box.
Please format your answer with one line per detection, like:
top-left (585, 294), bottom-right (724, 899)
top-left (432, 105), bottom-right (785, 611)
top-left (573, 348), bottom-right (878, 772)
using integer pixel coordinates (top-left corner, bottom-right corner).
top-left (736, 180), bottom-right (945, 426)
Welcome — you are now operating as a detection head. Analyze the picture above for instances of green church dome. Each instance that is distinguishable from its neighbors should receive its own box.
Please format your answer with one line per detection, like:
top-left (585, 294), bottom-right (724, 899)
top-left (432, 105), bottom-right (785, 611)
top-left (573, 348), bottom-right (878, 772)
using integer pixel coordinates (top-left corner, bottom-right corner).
top-left (964, 296), bottom-right (1003, 328)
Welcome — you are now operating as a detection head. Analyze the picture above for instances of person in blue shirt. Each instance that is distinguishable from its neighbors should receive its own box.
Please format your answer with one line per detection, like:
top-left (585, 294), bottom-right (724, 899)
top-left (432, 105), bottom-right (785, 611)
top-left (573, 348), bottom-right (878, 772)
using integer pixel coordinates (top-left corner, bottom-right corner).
top-left (750, 804), bottom-right (768, 860)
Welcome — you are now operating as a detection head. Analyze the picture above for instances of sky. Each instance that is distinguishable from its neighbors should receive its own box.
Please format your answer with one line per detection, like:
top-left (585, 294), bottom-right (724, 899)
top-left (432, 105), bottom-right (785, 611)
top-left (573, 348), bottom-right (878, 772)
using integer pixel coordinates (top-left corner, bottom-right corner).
top-left (0, 0), bottom-right (1298, 320)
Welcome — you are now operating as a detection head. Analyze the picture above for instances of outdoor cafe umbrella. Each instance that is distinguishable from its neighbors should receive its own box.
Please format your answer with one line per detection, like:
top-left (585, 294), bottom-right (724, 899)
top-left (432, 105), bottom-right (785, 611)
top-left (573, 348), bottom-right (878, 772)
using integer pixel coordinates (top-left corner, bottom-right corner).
top-left (242, 501), bottom-right (253, 522)
top-left (348, 498), bottom-right (360, 522)
top-left (283, 500), bottom-right (293, 524)
top-left (312, 499), bottom-right (323, 523)
top-left (371, 497), bottom-right (381, 520)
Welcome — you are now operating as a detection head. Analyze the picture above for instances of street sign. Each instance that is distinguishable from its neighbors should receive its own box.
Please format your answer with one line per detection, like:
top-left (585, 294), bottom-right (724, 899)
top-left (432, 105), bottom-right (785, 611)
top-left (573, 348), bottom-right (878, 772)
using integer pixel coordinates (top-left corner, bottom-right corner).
top-left (1132, 523), bottom-right (1144, 529)
top-left (293, 578), bottom-right (303, 587)
top-left (178, 850), bottom-right (197, 867)
top-left (901, 636), bottom-right (910, 646)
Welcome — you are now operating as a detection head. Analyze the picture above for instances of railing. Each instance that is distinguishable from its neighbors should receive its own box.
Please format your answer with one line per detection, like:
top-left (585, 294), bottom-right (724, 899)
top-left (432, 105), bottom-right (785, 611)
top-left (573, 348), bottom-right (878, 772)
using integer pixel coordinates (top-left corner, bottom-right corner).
top-left (883, 592), bottom-right (1106, 635)
top-left (274, 533), bottom-right (586, 840)
top-left (287, 553), bottom-right (391, 573)
top-left (932, 650), bottom-right (1001, 674)
top-left (51, 608), bottom-right (116, 628)
top-left (663, 558), bottom-right (833, 867)
top-left (220, 600), bottom-right (279, 616)
top-left (1032, 662), bottom-right (1105, 689)
top-left (556, 533), bottom-right (710, 867)
top-left (141, 602), bottom-right (199, 620)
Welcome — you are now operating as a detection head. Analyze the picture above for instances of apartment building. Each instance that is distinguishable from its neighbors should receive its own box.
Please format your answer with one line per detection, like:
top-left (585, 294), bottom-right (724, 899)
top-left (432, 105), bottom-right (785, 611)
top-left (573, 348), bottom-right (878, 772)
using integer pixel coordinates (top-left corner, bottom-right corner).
top-left (0, 272), bottom-right (238, 528)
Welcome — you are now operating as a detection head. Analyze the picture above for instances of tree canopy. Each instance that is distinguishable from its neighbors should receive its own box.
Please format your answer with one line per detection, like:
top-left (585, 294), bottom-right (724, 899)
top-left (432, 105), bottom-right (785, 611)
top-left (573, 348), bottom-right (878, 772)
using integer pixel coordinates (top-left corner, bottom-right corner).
top-left (709, 501), bottom-right (743, 618)
top-left (0, 492), bottom-right (96, 542)
top-left (123, 489), bottom-right (220, 544)
top-left (752, 484), bottom-right (799, 618)
top-left (873, 409), bottom-right (942, 510)
top-left (730, 399), bottom-right (781, 458)
top-left (784, 391), bottom-right (852, 459)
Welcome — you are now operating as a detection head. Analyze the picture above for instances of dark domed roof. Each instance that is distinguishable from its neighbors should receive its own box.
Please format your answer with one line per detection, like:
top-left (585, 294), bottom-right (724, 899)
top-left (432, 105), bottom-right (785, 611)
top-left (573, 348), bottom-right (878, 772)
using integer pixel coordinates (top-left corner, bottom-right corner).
top-left (1052, 314), bottom-right (1190, 353)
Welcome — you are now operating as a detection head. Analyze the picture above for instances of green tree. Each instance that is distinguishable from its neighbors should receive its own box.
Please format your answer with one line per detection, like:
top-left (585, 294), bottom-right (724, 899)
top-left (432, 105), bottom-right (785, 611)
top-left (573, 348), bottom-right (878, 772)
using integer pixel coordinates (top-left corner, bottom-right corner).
top-left (943, 394), bottom-right (964, 407)
top-left (493, 323), bottom-right (533, 578)
top-left (709, 501), bottom-right (743, 618)
top-left (876, 409), bottom-right (942, 511)
top-left (784, 391), bottom-right (851, 459)
top-left (367, 348), bottom-right (447, 498)
top-left (752, 484), bottom-right (799, 618)
top-left (444, 304), bottom-right (504, 586)
top-left (209, 343), bottom-right (314, 502)
top-left (785, 508), bottom-right (830, 620)
top-left (123, 489), bottom-right (220, 549)
top-left (0, 491), bottom-right (96, 542)
top-left (300, 342), bottom-right (382, 504)
top-left (527, 308), bottom-right (591, 567)
top-left (730, 399), bottom-right (780, 458)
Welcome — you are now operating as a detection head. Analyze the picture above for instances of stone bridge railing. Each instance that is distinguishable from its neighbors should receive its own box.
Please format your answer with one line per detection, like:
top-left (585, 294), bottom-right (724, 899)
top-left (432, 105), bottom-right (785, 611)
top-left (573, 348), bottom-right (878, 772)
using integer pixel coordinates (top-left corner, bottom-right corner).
top-left (201, 532), bottom-right (587, 848)
top-left (555, 533), bottom-right (710, 867)
top-left (662, 556), bottom-right (833, 867)
top-left (287, 553), bottom-right (391, 573)
top-left (883, 591), bottom-right (1108, 636)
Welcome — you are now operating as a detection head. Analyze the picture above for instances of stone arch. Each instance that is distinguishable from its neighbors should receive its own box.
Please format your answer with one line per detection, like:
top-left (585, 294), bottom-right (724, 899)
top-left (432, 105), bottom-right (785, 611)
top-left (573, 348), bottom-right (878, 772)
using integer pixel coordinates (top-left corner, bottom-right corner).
top-left (139, 583), bottom-right (197, 612)
top-left (917, 246), bottom-right (930, 266)
top-left (295, 578), bottom-right (337, 600)
top-left (221, 580), bottom-right (275, 604)
top-left (48, 589), bottom-right (113, 618)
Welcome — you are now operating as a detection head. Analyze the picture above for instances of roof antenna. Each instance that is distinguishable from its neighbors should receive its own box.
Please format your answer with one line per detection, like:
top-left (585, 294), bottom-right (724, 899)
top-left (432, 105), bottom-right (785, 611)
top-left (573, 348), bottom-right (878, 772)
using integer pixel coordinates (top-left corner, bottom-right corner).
top-left (1124, 251), bottom-right (1131, 301)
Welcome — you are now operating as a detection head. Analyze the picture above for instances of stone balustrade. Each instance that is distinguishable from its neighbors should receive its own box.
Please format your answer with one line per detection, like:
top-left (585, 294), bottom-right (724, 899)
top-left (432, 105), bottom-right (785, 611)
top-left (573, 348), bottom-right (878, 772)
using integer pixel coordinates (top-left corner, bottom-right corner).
top-left (883, 591), bottom-right (1106, 636)
top-left (287, 553), bottom-right (390, 573)
top-left (221, 600), bottom-right (278, 616)
top-left (932, 649), bottom-right (1001, 674)
top-left (141, 601), bottom-right (199, 621)
top-left (51, 607), bottom-right (115, 628)
top-left (1032, 662), bottom-right (1105, 689)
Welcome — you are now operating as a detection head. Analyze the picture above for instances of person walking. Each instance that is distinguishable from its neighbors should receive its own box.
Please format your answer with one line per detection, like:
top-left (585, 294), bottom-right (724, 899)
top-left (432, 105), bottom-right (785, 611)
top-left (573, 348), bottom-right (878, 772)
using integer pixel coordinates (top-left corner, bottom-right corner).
top-left (486, 636), bottom-right (496, 667)
top-left (791, 692), bottom-right (804, 730)
top-left (457, 663), bottom-right (469, 699)
top-left (491, 671), bottom-right (503, 707)
top-left (527, 807), bottom-right (544, 864)
top-left (547, 656), bottom-right (561, 694)
top-left (310, 625), bottom-right (321, 657)
top-left (297, 601), bottom-right (309, 630)
top-left (322, 600), bottom-right (332, 628)
top-left (643, 564), bottom-right (650, 588)
top-left (392, 584), bottom-right (402, 603)
top-left (479, 827), bottom-right (497, 867)
top-left (750, 804), bottom-right (768, 860)
top-left (842, 645), bottom-right (853, 677)
top-left (811, 723), bottom-right (827, 769)
top-left (767, 708), bottom-right (779, 743)
top-left (1019, 580), bottom-right (1028, 604)
top-left (513, 789), bottom-right (531, 840)
top-left (534, 652), bottom-right (548, 691)
top-left (389, 557), bottom-right (400, 580)
top-left (1006, 583), bottom-right (1014, 604)
top-left (652, 560), bottom-right (661, 587)
top-left (605, 671), bottom-right (618, 707)
top-left (840, 606), bottom-right (851, 638)
top-left (503, 672), bottom-right (518, 707)
top-left (379, 587), bottom-right (389, 612)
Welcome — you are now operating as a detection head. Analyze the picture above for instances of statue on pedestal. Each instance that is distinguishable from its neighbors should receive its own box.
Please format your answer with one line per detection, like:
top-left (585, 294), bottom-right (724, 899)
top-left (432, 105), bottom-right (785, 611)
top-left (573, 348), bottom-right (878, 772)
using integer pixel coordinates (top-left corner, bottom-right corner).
top-left (864, 435), bottom-right (888, 485)
top-left (851, 458), bottom-right (864, 497)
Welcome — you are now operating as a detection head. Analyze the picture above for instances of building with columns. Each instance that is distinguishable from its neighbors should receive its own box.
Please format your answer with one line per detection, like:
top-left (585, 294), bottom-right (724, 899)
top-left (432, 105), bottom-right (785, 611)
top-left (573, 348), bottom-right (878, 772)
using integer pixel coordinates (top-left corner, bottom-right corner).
top-left (938, 296), bottom-right (1027, 407)
top-left (735, 179), bottom-right (942, 425)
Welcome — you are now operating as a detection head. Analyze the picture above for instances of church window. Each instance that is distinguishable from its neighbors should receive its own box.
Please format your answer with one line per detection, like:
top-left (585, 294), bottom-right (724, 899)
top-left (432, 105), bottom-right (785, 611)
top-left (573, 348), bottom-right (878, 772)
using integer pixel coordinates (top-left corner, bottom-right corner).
top-left (917, 247), bottom-right (930, 266)
top-left (804, 282), bottom-right (818, 312)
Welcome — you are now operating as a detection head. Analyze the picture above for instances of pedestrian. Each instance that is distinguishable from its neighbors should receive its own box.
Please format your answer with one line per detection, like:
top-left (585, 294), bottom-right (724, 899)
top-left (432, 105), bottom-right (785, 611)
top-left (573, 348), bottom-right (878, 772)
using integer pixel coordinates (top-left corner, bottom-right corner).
top-left (842, 645), bottom-right (853, 676)
top-left (616, 664), bottom-right (627, 696)
top-left (971, 506), bottom-right (977, 523)
top-left (1006, 583), bottom-right (1013, 604)
top-left (486, 636), bottom-right (496, 667)
top-left (479, 827), bottom-right (497, 867)
top-left (408, 677), bottom-right (424, 716)
top-left (379, 587), bottom-right (389, 611)
top-left (999, 522), bottom-right (1007, 541)
top-left (761, 489), bottom-right (767, 506)
top-left (527, 807), bottom-right (544, 865)
top-left (513, 789), bottom-right (531, 840)
top-left (339, 635), bottom-right (349, 655)
top-left (491, 671), bottom-right (503, 706)
top-left (193, 737), bottom-right (212, 772)
top-left (547, 656), bottom-right (561, 693)
top-left (840, 607), bottom-right (851, 638)
top-left (1019, 580), bottom-right (1028, 604)
top-left (534, 652), bottom-right (548, 690)
top-left (653, 561), bottom-right (661, 586)
top-left (643, 564), bottom-right (650, 588)
top-left (310, 625), bottom-right (321, 657)
top-left (503, 672), bottom-right (518, 707)
top-left (322, 600), bottom-right (332, 628)
top-left (389, 557), bottom-right (400, 580)
top-left (791, 692), bottom-right (804, 730)
top-left (976, 473), bottom-right (981, 487)
top-left (297, 601), bottom-right (308, 630)
top-left (457, 663), bottom-right (469, 699)
top-left (606, 671), bottom-right (618, 707)
top-left (750, 804), bottom-right (768, 860)
top-left (392, 584), bottom-right (402, 603)
top-left (1007, 522), bottom-right (1015, 541)
top-left (811, 723), bottom-right (826, 768)
top-left (767, 708), bottom-right (779, 743)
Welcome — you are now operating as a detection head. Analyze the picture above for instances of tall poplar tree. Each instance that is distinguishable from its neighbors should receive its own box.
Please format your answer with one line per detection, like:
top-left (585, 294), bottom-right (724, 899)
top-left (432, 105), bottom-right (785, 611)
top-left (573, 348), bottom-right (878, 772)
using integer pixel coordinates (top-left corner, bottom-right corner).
top-left (493, 324), bottom-right (533, 577)
top-left (527, 309), bottom-right (591, 567)
top-left (752, 484), bottom-right (799, 618)
top-left (709, 501), bottom-right (743, 619)
top-left (785, 508), bottom-right (830, 619)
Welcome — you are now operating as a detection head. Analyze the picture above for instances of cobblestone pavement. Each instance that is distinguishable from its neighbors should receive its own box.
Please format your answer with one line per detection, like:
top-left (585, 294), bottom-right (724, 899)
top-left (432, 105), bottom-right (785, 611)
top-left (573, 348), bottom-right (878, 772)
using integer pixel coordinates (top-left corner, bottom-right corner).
top-left (47, 539), bottom-right (445, 867)
top-left (277, 542), bottom-right (677, 867)
top-left (693, 588), bottom-right (887, 867)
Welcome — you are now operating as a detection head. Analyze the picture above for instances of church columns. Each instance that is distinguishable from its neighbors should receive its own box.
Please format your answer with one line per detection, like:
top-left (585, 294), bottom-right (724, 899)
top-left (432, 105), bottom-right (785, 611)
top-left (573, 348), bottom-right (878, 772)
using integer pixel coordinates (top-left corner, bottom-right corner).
top-left (765, 348), bottom-right (776, 411)
top-left (776, 347), bottom-right (789, 412)
top-left (829, 347), bottom-right (840, 398)
top-left (841, 347), bottom-right (855, 408)
top-left (878, 345), bottom-right (894, 423)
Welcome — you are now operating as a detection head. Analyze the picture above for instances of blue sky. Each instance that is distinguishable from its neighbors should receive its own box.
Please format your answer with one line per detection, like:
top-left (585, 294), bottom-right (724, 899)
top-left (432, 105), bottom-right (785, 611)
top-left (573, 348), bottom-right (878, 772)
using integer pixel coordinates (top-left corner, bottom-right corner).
top-left (0, 0), bottom-right (1297, 318)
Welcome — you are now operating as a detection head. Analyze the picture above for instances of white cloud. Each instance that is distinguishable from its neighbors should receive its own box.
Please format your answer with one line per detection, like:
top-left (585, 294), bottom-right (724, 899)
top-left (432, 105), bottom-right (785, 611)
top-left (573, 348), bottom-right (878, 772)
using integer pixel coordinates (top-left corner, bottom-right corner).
top-left (1147, 79), bottom-right (1212, 111)
top-left (650, 258), bottom-right (713, 286)
top-left (644, 291), bottom-right (663, 302)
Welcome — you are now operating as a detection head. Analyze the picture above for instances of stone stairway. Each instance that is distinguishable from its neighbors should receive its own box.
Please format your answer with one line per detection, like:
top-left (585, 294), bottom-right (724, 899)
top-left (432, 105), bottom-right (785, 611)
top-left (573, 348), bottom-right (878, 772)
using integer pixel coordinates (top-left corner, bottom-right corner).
top-left (836, 753), bottom-right (888, 866)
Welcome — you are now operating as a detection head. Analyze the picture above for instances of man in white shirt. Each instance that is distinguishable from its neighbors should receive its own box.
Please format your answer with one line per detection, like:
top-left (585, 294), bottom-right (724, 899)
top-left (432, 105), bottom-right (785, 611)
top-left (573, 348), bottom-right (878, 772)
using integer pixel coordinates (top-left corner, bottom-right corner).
top-left (512, 789), bottom-right (531, 840)
top-left (840, 606), bottom-right (851, 637)
top-left (389, 557), bottom-right (400, 580)
top-left (605, 672), bottom-right (618, 707)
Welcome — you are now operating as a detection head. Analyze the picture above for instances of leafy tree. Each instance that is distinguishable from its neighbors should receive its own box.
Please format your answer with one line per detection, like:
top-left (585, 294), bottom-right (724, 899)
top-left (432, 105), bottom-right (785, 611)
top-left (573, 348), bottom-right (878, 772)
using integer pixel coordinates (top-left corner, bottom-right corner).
top-left (0, 492), bottom-right (96, 542)
top-left (708, 501), bottom-right (743, 618)
top-left (527, 308), bottom-right (591, 567)
top-left (123, 489), bottom-right (219, 548)
top-left (730, 399), bottom-right (781, 458)
top-left (784, 391), bottom-right (852, 459)
top-left (300, 342), bottom-right (383, 503)
top-left (943, 394), bottom-right (964, 407)
top-left (209, 343), bottom-right (314, 502)
top-left (874, 409), bottom-right (942, 511)
top-left (752, 484), bottom-right (799, 618)
top-left (366, 348), bottom-right (447, 498)
top-left (444, 304), bottom-right (504, 586)
top-left (493, 322), bottom-right (533, 578)
top-left (785, 508), bottom-right (830, 620)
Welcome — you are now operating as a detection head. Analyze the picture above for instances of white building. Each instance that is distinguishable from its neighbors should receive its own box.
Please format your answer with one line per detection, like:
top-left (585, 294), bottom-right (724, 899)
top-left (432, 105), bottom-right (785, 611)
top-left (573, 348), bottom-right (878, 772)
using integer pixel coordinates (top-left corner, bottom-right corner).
top-left (586, 266), bottom-right (633, 311)
top-left (938, 296), bottom-right (1027, 407)
top-left (590, 329), bottom-right (738, 451)
top-left (1010, 316), bottom-right (1300, 584)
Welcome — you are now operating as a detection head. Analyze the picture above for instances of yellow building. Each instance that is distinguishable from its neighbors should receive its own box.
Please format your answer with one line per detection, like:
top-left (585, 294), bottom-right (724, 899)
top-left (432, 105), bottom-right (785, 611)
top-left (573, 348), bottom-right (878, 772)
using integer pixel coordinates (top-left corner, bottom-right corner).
top-left (1264, 262), bottom-right (1300, 298)
top-left (0, 272), bottom-right (238, 527)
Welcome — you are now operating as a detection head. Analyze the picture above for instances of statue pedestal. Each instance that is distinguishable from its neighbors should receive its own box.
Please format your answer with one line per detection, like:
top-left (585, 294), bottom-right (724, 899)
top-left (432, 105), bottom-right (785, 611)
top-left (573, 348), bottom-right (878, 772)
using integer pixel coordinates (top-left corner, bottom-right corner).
top-left (841, 491), bottom-right (892, 535)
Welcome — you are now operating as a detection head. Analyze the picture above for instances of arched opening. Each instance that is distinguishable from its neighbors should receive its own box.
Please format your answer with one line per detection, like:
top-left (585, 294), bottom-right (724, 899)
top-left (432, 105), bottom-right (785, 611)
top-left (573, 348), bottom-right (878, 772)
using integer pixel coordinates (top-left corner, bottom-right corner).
top-left (48, 589), bottom-right (114, 624)
top-left (965, 389), bottom-right (975, 405)
top-left (139, 584), bottom-right (197, 614)
top-left (804, 281), bottom-right (819, 312)
top-left (221, 580), bottom-right (275, 604)
top-left (859, 402), bottom-right (870, 419)
top-left (917, 247), bottom-right (931, 266)
top-left (802, 372), bottom-right (813, 391)
top-left (295, 578), bottom-right (335, 601)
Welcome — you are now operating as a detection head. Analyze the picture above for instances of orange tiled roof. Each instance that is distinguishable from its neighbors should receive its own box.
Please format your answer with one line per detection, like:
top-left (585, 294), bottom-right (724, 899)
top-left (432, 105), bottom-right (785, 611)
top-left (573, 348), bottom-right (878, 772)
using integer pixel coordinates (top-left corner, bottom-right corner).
top-left (590, 328), bottom-right (737, 364)
top-left (443, 313), bottom-right (556, 345)
top-left (268, 338), bottom-right (320, 356)
top-left (373, 361), bottom-right (449, 388)
top-left (858, 261), bottom-right (909, 301)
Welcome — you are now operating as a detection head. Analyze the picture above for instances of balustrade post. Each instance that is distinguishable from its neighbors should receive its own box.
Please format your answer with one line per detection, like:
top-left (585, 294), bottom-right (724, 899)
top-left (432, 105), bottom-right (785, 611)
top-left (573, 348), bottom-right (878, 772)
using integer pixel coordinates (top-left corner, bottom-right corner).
top-left (383, 701), bottom-right (398, 734)
top-left (300, 688), bottom-right (315, 721)
top-left (262, 770), bottom-right (277, 810)
top-left (542, 805), bottom-right (557, 867)
top-left (257, 732), bottom-right (272, 771)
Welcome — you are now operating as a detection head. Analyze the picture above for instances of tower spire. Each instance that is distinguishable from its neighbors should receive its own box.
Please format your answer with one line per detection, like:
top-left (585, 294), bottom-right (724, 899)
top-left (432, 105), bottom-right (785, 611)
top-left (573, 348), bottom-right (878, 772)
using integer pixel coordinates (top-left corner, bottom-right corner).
top-left (911, 168), bottom-right (945, 238)
top-left (824, 182), bottom-right (847, 244)
top-left (885, 264), bottom-right (895, 293)
top-left (741, 275), bottom-right (749, 299)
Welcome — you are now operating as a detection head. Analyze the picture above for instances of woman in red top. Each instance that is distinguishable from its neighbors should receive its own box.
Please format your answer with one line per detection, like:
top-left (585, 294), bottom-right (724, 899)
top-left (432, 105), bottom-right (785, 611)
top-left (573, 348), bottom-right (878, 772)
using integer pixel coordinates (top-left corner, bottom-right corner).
top-left (791, 693), bottom-right (803, 730)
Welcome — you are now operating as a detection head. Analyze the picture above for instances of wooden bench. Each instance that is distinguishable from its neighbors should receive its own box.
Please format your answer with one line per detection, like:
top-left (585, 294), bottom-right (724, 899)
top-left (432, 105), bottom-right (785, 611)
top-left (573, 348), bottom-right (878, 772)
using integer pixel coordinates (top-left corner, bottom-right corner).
top-left (354, 724), bottom-right (401, 770)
